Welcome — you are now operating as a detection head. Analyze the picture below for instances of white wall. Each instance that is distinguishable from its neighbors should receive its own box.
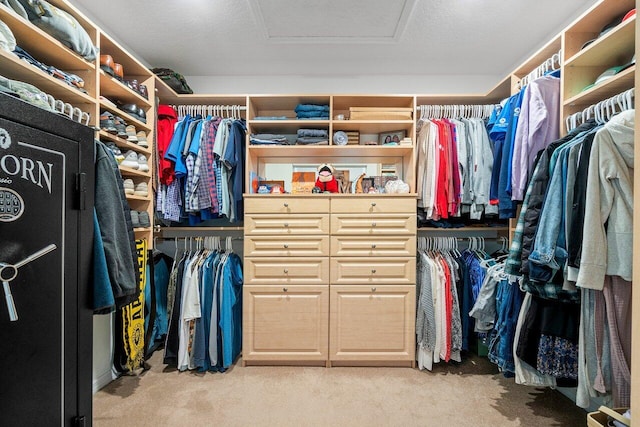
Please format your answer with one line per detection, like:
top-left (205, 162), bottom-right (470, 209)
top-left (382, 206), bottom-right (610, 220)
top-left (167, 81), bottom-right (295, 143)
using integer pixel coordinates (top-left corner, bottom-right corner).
top-left (185, 74), bottom-right (501, 95)
top-left (92, 314), bottom-right (116, 392)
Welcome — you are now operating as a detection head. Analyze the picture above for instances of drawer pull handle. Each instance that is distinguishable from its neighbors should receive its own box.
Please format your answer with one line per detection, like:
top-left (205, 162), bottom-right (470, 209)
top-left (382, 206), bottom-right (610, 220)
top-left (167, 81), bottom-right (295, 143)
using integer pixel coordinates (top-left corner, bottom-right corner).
top-left (284, 269), bottom-right (289, 274)
top-left (283, 287), bottom-right (288, 292)
top-left (371, 287), bottom-right (377, 292)
top-left (284, 244), bottom-right (289, 249)
top-left (372, 222), bottom-right (377, 227)
top-left (371, 202), bottom-right (377, 207)
top-left (284, 223), bottom-right (289, 227)
top-left (284, 203), bottom-right (289, 208)
top-left (371, 269), bottom-right (377, 274)
top-left (371, 244), bottom-right (376, 249)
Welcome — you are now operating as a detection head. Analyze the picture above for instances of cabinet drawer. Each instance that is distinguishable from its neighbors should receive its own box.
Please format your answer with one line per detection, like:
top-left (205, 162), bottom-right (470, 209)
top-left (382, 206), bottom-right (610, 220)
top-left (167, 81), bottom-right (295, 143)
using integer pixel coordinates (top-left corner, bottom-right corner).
top-left (243, 285), bottom-right (328, 362)
top-left (330, 235), bottom-right (416, 257)
top-left (245, 214), bottom-right (329, 235)
top-left (331, 197), bottom-right (415, 213)
top-left (245, 235), bottom-right (330, 257)
top-left (245, 257), bottom-right (329, 285)
top-left (331, 214), bottom-right (416, 235)
top-left (330, 285), bottom-right (415, 361)
top-left (330, 257), bottom-right (415, 285)
top-left (245, 197), bottom-right (329, 214)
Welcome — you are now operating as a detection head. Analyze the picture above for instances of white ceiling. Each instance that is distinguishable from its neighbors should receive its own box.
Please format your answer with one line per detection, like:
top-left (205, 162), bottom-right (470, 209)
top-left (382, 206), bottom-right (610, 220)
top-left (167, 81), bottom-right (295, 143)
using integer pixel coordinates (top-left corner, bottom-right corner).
top-left (72, 0), bottom-right (594, 82)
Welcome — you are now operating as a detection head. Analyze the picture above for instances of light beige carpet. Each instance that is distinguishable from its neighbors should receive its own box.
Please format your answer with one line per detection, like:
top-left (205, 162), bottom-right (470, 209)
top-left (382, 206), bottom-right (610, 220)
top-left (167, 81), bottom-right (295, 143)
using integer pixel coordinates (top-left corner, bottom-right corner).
top-left (93, 351), bottom-right (586, 427)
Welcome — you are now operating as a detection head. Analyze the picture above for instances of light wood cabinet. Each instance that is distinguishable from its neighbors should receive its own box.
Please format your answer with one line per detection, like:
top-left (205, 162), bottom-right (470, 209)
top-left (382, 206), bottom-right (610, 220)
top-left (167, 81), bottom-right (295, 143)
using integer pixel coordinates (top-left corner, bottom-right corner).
top-left (330, 285), bottom-right (415, 363)
top-left (243, 194), bottom-right (416, 367)
top-left (330, 257), bottom-right (416, 285)
top-left (243, 285), bottom-right (329, 363)
top-left (245, 235), bottom-right (330, 257)
top-left (245, 214), bottom-right (329, 235)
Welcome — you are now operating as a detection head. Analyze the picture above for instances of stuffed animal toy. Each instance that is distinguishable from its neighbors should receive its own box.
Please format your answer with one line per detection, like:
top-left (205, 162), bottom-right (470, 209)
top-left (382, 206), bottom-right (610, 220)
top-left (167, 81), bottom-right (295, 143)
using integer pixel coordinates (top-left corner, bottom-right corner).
top-left (315, 163), bottom-right (339, 193)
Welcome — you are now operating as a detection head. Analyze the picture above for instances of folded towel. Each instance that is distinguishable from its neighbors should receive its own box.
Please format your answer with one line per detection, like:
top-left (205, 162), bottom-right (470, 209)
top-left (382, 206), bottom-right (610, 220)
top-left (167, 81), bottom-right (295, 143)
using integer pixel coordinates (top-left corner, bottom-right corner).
top-left (296, 136), bottom-right (328, 144)
top-left (294, 104), bottom-right (329, 113)
top-left (297, 128), bottom-right (328, 138)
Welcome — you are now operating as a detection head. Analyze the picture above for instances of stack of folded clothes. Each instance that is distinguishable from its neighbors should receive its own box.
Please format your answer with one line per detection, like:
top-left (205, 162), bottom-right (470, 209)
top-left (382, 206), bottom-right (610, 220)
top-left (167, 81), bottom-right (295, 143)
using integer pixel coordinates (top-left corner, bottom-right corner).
top-left (295, 104), bottom-right (329, 120)
top-left (249, 133), bottom-right (289, 145)
top-left (296, 128), bottom-right (328, 145)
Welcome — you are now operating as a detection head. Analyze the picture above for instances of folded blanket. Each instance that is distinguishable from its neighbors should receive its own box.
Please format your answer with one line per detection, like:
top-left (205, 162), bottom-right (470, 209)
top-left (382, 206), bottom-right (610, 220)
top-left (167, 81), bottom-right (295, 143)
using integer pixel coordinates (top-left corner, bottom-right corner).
top-left (297, 128), bottom-right (328, 138)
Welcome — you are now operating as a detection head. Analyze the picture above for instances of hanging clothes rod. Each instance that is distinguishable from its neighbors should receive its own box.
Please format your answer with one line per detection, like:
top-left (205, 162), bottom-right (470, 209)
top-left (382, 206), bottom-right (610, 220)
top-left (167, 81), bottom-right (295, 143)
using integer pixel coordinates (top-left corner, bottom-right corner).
top-left (417, 104), bottom-right (499, 120)
top-left (516, 50), bottom-right (562, 90)
top-left (565, 87), bottom-right (634, 132)
top-left (171, 104), bottom-right (247, 118)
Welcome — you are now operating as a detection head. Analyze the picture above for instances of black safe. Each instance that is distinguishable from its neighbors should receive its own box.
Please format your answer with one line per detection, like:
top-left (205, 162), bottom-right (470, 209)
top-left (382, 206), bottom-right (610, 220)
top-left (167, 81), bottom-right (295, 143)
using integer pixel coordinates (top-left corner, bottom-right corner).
top-left (0, 92), bottom-right (95, 426)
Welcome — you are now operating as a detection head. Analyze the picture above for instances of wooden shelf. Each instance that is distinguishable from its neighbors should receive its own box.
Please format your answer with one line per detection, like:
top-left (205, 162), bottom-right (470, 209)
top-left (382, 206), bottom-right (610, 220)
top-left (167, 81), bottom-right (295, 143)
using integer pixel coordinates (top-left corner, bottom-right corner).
top-left (0, 4), bottom-right (95, 73)
top-left (99, 71), bottom-right (152, 107)
top-left (513, 34), bottom-right (562, 78)
top-left (332, 95), bottom-right (415, 111)
top-left (99, 101), bottom-right (152, 132)
top-left (332, 120), bottom-right (415, 134)
top-left (565, 16), bottom-right (635, 68)
top-left (563, 65), bottom-right (635, 108)
top-left (248, 144), bottom-right (413, 158)
top-left (126, 194), bottom-right (152, 202)
top-left (98, 131), bottom-right (151, 154)
top-left (99, 32), bottom-right (152, 79)
top-left (118, 165), bottom-right (151, 178)
top-left (0, 49), bottom-right (96, 107)
top-left (248, 120), bottom-right (330, 133)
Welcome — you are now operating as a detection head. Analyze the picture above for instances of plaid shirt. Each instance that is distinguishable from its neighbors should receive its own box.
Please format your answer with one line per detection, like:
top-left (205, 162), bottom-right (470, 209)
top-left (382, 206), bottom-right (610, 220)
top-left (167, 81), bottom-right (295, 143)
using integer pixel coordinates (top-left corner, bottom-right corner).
top-left (194, 120), bottom-right (213, 211)
top-left (504, 159), bottom-right (541, 276)
top-left (202, 118), bottom-right (221, 214)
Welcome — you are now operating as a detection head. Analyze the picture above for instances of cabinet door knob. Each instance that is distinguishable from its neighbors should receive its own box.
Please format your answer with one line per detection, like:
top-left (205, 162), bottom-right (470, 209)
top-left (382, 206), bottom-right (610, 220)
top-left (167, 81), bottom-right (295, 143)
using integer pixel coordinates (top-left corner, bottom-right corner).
top-left (284, 203), bottom-right (289, 208)
top-left (372, 222), bottom-right (377, 227)
top-left (371, 269), bottom-right (376, 274)
top-left (284, 244), bottom-right (289, 249)
top-left (371, 202), bottom-right (377, 207)
top-left (283, 287), bottom-right (288, 292)
top-left (371, 244), bottom-right (376, 249)
top-left (284, 269), bottom-right (289, 274)
top-left (371, 287), bottom-right (377, 292)
top-left (284, 223), bottom-right (289, 227)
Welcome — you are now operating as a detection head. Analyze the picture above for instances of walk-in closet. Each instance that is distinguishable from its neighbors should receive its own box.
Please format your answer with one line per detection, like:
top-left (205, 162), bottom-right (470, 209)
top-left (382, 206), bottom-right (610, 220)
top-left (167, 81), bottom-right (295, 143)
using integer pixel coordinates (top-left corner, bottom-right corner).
top-left (0, 0), bottom-right (637, 425)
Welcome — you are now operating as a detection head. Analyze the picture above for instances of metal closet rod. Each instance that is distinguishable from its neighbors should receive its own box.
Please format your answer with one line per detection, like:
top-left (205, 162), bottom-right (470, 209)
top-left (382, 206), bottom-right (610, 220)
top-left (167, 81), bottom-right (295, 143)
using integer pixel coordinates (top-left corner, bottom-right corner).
top-left (516, 49), bottom-right (562, 90)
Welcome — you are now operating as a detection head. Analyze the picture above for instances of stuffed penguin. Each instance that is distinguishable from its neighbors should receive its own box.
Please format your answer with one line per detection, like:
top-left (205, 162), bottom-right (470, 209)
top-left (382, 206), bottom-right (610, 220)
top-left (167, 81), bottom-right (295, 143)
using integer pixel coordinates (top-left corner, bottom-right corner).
top-left (315, 163), bottom-right (339, 193)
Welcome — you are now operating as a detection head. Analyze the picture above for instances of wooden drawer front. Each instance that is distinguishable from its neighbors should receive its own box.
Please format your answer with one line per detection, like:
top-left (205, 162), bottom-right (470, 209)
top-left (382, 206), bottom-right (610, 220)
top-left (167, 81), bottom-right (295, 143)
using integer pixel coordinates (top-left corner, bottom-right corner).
top-left (243, 285), bottom-right (328, 361)
top-left (245, 214), bottom-right (329, 235)
top-left (245, 235), bottom-right (330, 257)
top-left (330, 257), bottom-right (415, 285)
top-left (330, 285), bottom-right (415, 361)
top-left (245, 197), bottom-right (329, 214)
top-left (246, 257), bottom-right (329, 285)
top-left (330, 235), bottom-right (416, 257)
top-left (331, 197), bottom-right (415, 213)
top-left (331, 214), bottom-right (416, 235)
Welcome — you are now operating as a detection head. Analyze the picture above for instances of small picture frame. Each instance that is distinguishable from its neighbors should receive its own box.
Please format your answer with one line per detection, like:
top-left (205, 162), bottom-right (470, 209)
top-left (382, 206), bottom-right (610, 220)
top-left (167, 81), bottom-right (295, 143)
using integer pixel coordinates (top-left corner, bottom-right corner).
top-left (379, 130), bottom-right (406, 145)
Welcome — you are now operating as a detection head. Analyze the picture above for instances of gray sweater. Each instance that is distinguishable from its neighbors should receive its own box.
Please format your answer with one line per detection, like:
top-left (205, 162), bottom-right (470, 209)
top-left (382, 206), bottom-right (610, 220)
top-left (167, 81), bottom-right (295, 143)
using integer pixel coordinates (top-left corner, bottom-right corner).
top-left (577, 109), bottom-right (634, 290)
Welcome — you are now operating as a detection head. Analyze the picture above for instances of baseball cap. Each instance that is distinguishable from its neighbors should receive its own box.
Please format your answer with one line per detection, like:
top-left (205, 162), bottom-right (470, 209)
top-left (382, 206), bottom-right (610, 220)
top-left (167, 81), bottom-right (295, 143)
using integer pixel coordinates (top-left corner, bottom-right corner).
top-left (582, 55), bottom-right (636, 92)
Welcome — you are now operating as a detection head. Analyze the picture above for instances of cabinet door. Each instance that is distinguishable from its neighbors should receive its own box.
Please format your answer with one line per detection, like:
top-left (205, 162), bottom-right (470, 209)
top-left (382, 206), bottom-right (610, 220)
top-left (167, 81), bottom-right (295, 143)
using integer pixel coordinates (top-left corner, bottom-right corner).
top-left (245, 197), bottom-right (330, 214)
top-left (330, 285), bottom-right (415, 362)
top-left (331, 235), bottom-right (416, 257)
top-left (243, 285), bottom-right (328, 362)
top-left (330, 213), bottom-right (416, 235)
top-left (245, 257), bottom-right (329, 285)
top-left (330, 257), bottom-right (416, 285)
top-left (245, 235), bottom-right (329, 257)
top-left (245, 214), bottom-right (329, 235)
top-left (331, 197), bottom-right (416, 213)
